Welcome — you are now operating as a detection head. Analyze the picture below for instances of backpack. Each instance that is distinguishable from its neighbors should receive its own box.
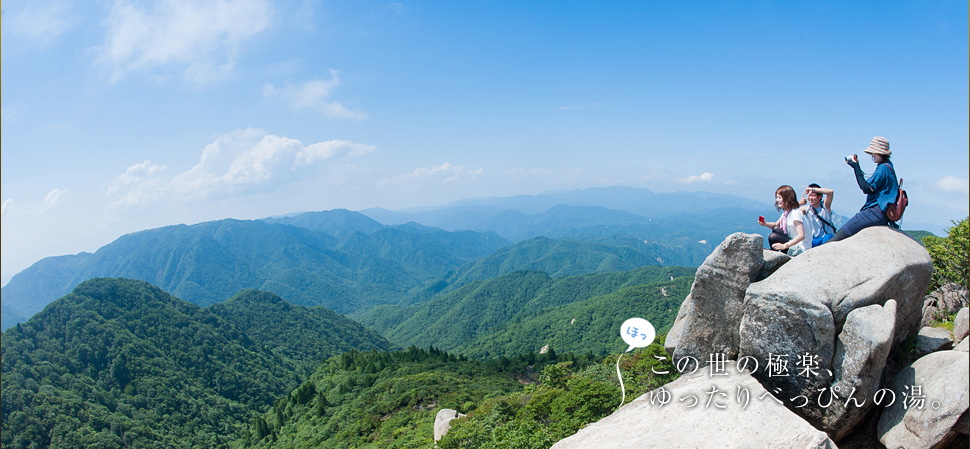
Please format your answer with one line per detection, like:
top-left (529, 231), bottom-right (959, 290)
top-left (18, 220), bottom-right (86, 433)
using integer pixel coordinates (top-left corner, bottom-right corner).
top-left (885, 165), bottom-right (908, 222)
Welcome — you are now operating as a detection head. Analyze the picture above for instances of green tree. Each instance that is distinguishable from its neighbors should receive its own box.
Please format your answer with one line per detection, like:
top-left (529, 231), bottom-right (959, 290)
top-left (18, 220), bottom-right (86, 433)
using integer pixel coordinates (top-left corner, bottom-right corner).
top-left (923, 217), bottom-right (969, 292)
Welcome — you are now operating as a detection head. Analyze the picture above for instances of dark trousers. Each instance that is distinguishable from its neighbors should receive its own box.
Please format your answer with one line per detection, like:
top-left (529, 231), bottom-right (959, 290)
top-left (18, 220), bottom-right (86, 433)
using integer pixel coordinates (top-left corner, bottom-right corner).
top-left (830, 207), bottom-right (888, 242)
top-left (768, 230), bottom-right (790, 252)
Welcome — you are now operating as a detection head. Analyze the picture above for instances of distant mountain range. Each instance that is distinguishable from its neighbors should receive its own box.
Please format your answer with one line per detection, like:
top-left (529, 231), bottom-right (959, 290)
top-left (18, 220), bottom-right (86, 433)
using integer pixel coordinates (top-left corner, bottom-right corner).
top-left (2, 187), bottom-right (781, 330)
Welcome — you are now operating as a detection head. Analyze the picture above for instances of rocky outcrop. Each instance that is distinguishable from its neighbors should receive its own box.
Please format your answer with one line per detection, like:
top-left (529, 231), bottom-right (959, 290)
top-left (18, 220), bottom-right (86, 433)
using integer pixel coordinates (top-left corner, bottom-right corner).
top-left (557, 227), bottom-right (952, 448)
top-left (877, 351), bottom-right (970, 449)
top-left (921, 283), bottom-right (969, 327)
top-left (433, 408), bottom-right (465, 442)
top-left (550, 365), bottom-right (836, 449)
top-left (738, 227), bottom-right (932, 436)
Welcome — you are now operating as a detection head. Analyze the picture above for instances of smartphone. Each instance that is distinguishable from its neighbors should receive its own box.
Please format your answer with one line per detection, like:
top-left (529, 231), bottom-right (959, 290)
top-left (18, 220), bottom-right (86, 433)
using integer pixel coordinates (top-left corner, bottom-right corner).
top-left (758, 215), bottom-right (765, 223)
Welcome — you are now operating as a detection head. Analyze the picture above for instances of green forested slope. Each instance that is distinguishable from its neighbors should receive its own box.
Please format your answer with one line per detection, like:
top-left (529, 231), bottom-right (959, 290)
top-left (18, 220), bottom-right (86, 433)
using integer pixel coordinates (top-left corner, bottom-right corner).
top-left (357, 266), bottom-right (694, 357)
top-left (209, 289), bottom-right (394, 377)
top-left (0, 279), bottom-right (395, 448)
top-left (458, 276), bottom-right (692, 358)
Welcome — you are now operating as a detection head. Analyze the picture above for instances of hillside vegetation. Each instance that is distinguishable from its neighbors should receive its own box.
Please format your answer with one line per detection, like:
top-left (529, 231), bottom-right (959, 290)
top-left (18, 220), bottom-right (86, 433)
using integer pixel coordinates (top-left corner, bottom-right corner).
top-left (358, 266), bottom-right (694, 358)
top-left (0, 279), bottom-right (392, 448)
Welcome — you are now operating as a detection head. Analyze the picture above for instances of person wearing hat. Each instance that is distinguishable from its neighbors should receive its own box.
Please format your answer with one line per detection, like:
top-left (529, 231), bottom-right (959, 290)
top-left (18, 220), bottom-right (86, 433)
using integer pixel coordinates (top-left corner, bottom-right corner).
top-left (829, 136), bottom-right (900, 241)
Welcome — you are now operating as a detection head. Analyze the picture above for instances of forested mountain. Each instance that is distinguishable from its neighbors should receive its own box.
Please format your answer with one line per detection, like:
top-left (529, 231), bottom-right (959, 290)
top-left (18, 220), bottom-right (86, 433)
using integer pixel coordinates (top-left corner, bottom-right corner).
top-left (1, 217), bottom-right (508, 330)
top-left (405, 235), bottom-right (706, 304)
top-left (357, 266), bottom-right (694, 358)
top-left (209, 289), bottom-right (393, 377)
top-left (0, 278), bottom-right (397, 448)
top-left (1, 279), bottom-right (299, 447)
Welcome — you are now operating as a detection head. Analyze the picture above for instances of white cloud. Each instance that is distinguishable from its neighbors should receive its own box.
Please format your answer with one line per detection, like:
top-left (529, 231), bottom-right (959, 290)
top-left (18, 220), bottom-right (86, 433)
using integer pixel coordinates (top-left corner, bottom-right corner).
top-left (2, 1), bottom-right (76, 47)
top-left (40, 189), bottom-right (68, 212)
top-left (383, 162), bottom-right (483, 184)
top-left (679, 172), bottom-right (715, 183)
top-left (934, 175), bottom-right (969, 195)
top-left (263, 70), bottom-right (367, 120)
top-left (108, 160), bottom-right (168, 194)
top-left (108, 129), bottom-right (375, 208)
top-left (97, 0), bottom-right (272, 83)
top-left (1, 199), bottom-right (13, 217)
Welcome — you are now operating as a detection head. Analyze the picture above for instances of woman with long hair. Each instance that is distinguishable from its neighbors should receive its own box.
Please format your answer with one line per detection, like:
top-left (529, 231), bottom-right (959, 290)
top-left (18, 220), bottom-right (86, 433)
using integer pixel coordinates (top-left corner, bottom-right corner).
top-left (829, 136), bottom-right (899, 241)
top-left (758, 185), bottom-right (809, 255)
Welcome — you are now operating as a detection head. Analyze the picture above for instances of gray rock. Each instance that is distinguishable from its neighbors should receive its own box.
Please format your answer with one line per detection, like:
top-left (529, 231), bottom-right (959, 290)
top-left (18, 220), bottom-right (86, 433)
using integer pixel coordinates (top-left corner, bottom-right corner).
top-left (664, 292), bottom-right (693, 354)
top-left (738, 227), bottom-right (932, 435)
top-left (921, 283), bottom-right (968, 328)
top-left (758, 249), bottom-right (791, 281)
top-left (954, 337), bottom-right (969, 353)
top-left (878, 351), bottom-right (970, 449)
top-left (550, 365), bottom-right (837, 449)
top-left (914, 326), bottom-right (954, 358)
top-left (954, 307), bottom-right (969, 342)
top-left (433, 408), bottom-right (465, 441)
top-left (824, 301), bottom-right (897, 441)
top-left (672, 232), bottom-right (765, 363)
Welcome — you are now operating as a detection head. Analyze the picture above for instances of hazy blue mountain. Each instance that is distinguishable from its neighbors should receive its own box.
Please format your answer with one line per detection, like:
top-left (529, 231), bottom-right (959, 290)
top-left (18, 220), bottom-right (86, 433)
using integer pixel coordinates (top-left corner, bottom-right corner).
top-left (2, 218), bottom-right (508, 330)
top-left (262, 208), bottom-right (385, 237)
top-left (1, 252), bottom-right (93, 330)
top-left (361, 187), bottom-right (771, 234)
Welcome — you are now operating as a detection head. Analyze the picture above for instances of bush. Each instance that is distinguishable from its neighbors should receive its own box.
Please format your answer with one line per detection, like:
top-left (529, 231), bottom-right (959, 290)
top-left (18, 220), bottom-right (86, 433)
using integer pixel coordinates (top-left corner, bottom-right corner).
top-left (922, 217), bottom-right (969, 293)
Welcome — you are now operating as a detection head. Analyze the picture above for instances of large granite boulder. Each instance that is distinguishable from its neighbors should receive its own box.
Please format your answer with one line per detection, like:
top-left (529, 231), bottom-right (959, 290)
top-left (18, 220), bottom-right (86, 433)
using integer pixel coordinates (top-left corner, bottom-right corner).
top-left (877, 351), bottom-right (970, 449)
top-left (738, 227), bottom-right (932, 437)
top-left (825, 301), bottom-right (897, 441)
top-left (550, 365), bottom-right (836, 449)
top-left (666, 232), bottom-right (765, 361)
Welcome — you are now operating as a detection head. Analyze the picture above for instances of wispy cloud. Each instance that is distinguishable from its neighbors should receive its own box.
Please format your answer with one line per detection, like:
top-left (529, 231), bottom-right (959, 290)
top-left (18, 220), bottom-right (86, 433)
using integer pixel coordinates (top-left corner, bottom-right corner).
top-left (382, 162), bottom-right (483, 184)
top-left (679, 172), bottom-right (715, 183)
top-left (262, 70), bottom-right (367, 120)
top-left (108, 129), bottom-right (375, 209)
top-left (2, 1), bottom-right (76, 47)
top-left (97, 0), bottom-right (273, 83)
top-left (40, 189), bottom-right (68, 212)
top-left (1, 199), bottom-right (13, 218)
top-left (386, 3), bottom-right (404, 15)
top-left (934, 175), bottom-right (969, 195)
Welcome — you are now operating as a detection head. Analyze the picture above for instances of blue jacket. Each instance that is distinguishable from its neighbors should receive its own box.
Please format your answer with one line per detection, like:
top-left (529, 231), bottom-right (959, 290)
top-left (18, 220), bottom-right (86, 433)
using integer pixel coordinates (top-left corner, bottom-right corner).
top-left (851, 161), bottom-right (899, 213)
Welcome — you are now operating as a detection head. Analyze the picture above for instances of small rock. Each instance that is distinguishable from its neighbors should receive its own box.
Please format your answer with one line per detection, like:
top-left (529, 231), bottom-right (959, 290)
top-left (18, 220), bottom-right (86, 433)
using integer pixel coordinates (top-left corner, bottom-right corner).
top-left (954, 337), bottom-right (969, 353)
top-left (914, 326), bottom-right (955, 357)
top-left (434, 408), bottom-right (466, 441)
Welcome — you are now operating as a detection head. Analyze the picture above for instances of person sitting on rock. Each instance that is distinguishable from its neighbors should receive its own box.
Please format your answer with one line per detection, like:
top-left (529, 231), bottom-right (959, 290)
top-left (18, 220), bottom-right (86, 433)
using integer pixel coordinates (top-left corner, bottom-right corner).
top-left (758, 185), bottom-right (809, 255)
top-left (799, 183), bottom-right (837, 247)
top-left (829, 136), bottom-right (899, 242)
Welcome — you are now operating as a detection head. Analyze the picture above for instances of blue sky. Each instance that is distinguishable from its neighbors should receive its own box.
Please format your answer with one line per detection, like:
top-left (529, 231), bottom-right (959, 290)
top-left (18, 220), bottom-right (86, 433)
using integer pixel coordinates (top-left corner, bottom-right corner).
top-left (2, 0), bottom-right (968, 284)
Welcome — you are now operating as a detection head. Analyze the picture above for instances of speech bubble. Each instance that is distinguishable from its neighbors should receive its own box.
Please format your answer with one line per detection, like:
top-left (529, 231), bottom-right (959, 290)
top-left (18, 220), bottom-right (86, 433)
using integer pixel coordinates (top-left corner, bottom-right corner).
top-left (620, 317), bottom-right (655, 352)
